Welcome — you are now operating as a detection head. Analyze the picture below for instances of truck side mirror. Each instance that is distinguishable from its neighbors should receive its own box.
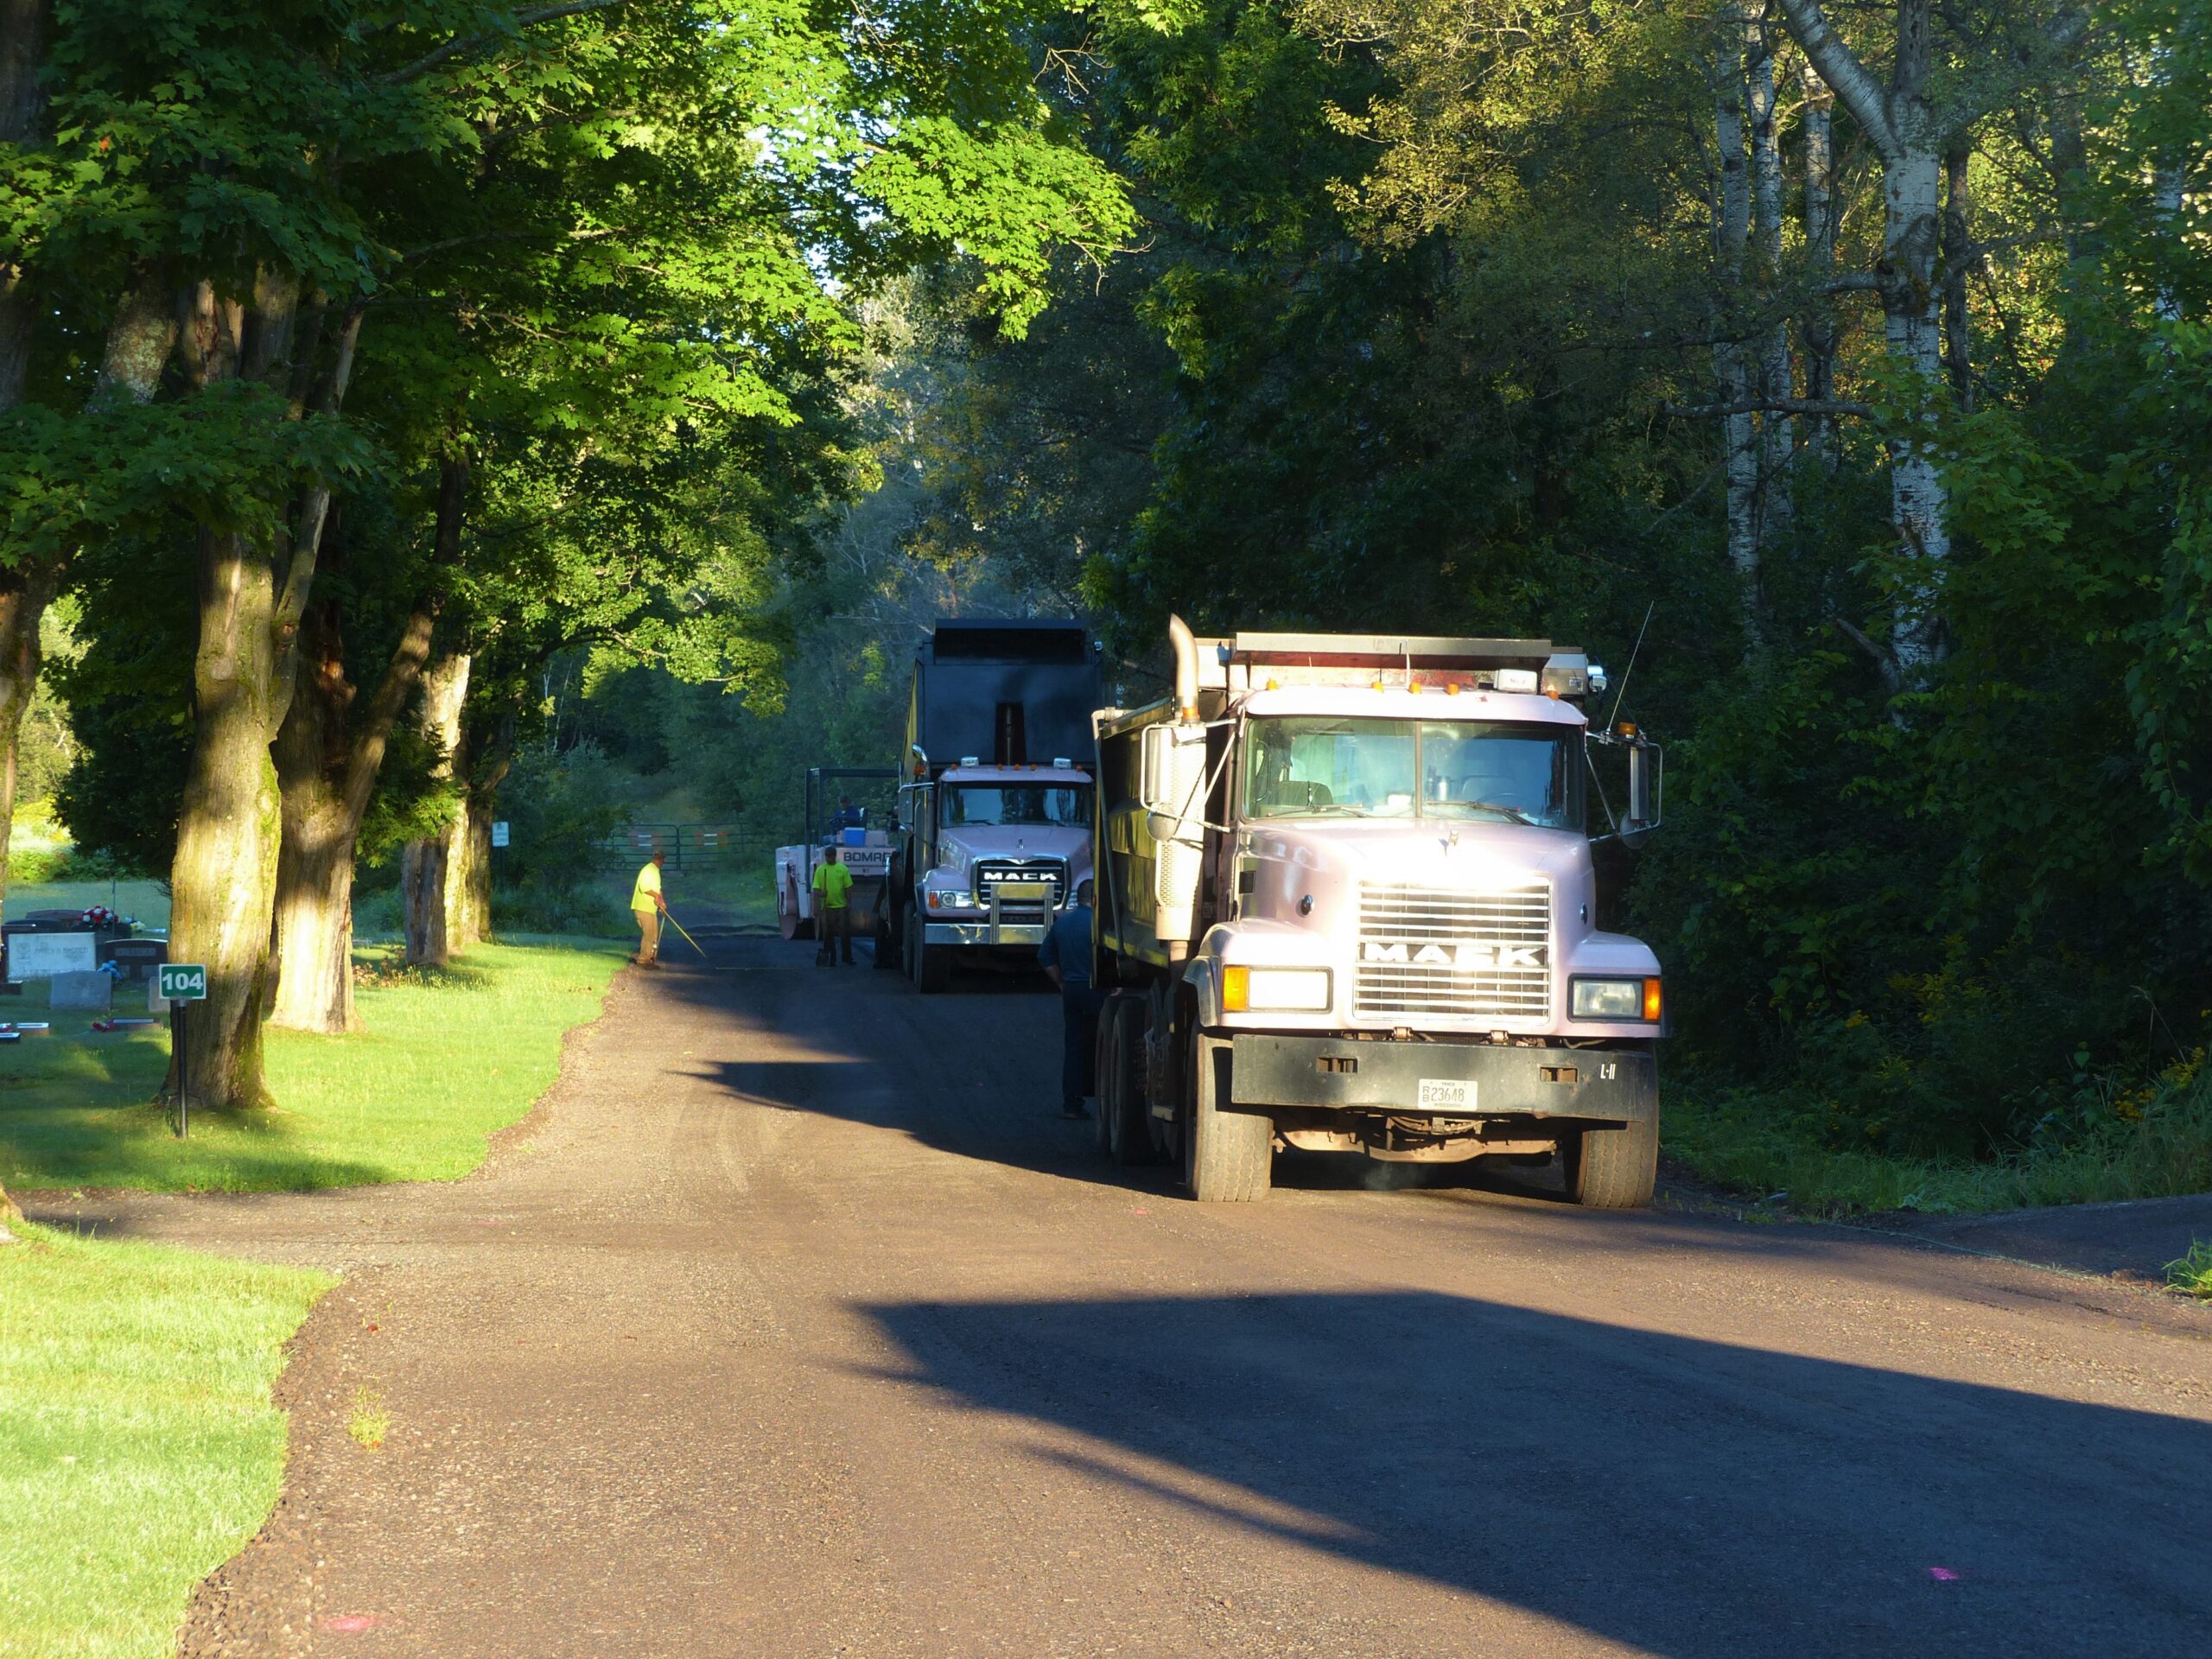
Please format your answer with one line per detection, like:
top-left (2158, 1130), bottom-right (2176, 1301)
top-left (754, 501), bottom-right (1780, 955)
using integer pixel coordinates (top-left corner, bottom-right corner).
top-left (1623, 741), bottom-right (1661, 849)
top-left (1140, 723), bottom-right (1172, 811)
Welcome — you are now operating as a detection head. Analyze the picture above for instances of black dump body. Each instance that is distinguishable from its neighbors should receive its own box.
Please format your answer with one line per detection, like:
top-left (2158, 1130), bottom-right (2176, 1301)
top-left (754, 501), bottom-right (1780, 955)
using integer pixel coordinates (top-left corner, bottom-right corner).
top-left (905, 619), bottom-right (1100, 773)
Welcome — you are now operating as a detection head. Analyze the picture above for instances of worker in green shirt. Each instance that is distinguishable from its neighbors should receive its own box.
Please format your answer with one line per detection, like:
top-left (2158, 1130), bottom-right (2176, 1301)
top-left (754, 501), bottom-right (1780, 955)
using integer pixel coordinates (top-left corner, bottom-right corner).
top-left (811, 846), bottom-right (855, 965)
top-left (631, 849), bottom-right (667, 969)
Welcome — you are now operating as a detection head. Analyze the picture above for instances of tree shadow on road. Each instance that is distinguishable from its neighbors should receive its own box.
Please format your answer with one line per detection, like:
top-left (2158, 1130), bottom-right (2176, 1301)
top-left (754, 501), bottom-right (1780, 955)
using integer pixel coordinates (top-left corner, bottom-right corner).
top-left (860, 1288), bottom-right (2212, 1657)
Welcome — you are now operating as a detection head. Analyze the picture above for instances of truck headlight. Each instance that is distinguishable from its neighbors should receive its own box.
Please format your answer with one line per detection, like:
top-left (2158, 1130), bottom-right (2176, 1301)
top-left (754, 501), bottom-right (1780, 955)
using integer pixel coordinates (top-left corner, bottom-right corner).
top-left (925, 888), bottom-right (974, 911)
top-left (1223, 965), bottom-right (1332, 1013)
top-left (1571, 976), bottom-right (1662, 1020)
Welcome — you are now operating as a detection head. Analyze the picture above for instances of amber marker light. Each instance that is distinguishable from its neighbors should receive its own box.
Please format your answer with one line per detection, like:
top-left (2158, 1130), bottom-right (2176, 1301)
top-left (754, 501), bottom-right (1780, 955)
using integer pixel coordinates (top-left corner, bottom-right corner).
top-left (1223, 964), bottom-right (1250, 1013)
top-left (1643, 978), bottom-right (1664, 1022)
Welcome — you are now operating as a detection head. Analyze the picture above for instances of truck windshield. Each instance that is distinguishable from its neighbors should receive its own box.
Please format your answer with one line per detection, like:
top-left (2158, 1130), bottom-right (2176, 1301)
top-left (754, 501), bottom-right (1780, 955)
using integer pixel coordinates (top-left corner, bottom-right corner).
top-left (1243, 717), bottom-right (1581, 828)
top-left (943, 785), bottom-right (1092, 827)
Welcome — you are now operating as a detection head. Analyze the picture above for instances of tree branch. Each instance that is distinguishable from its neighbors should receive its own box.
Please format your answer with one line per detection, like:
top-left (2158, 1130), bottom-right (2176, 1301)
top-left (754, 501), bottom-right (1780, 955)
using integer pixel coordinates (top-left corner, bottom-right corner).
top-left (1665, 395), bottom-right (1875, 421)
top-left (1828, 610), bottom-right (1903, 693)
top-left (1776, 0), bottom-right (1900, 161)
top-left (341, 454), bottom-right (470, 818)
top-left (381, 0), bottom-right (626, 87)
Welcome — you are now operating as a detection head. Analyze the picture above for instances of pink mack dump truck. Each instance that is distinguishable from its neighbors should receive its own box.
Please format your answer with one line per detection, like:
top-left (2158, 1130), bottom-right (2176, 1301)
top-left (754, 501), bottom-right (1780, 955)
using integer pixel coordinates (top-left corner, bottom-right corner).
top-left (1090, 620), bottom-right (1665, 1205)
top-left (886, 619), bottom-right (1105, 992)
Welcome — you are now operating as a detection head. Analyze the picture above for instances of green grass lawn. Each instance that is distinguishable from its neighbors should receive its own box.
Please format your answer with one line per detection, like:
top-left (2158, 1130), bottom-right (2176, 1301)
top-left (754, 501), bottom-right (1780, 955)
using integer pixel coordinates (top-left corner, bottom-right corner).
top-left (0, 1225), bottom-right (330, 1659)
top-left (2, 939), bottom-right (623, 1194)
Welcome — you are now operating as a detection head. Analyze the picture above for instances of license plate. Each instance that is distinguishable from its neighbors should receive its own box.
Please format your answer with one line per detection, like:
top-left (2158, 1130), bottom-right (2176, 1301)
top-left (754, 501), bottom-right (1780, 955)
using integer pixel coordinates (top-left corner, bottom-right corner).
top-left (1417, 1077), bottom-right (1475, 1111)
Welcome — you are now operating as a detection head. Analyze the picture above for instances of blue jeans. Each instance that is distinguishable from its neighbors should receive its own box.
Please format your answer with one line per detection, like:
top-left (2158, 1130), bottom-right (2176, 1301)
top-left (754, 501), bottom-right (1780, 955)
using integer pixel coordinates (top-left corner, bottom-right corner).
top-left (1061, 985), bottom-right (1103, 1111)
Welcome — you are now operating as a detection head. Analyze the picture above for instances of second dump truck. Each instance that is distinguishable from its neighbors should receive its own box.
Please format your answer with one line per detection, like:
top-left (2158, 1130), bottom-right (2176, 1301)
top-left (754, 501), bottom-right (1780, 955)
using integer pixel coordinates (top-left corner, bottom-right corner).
top-left (887, 619), bottom-right (1103, 991)
top-left (1090, 621), bottom-right (1665, 1205)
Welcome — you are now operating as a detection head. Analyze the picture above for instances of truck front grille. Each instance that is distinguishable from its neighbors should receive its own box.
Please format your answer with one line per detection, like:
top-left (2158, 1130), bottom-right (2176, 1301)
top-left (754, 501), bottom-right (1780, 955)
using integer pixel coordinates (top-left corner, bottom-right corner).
top-left (1354, 880), bottom-right (1552, 1020)
top-left (974, 859), bottom-right (1067, 913)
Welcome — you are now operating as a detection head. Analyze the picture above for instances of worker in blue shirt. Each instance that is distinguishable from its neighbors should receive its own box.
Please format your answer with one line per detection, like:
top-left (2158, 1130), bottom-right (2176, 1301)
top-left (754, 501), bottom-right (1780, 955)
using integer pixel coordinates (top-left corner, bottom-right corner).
top-left (829, 794), bottom-right (867, 836)
top-left (1038, 879), bottom-right (1102, 1121)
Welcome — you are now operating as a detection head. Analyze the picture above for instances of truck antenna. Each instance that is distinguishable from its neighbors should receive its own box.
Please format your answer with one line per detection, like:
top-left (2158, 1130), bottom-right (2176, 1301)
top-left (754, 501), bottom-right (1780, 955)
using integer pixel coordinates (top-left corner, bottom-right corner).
top-left (1606, 602), bottom-right (1655, 731)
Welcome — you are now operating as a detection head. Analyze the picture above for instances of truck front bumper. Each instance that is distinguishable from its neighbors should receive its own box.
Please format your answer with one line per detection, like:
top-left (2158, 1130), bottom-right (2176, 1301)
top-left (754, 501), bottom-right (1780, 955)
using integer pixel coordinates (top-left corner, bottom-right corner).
top-left (925, 919), bottom-right (1050, 948)
top-left (1229, 1033), bottom-right (1656, 1124)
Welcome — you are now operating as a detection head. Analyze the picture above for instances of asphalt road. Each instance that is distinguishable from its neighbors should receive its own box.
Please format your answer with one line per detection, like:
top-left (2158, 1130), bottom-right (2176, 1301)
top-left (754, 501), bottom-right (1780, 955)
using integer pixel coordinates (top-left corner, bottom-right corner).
top-left (36, 936), bottom-right (2212, 1658)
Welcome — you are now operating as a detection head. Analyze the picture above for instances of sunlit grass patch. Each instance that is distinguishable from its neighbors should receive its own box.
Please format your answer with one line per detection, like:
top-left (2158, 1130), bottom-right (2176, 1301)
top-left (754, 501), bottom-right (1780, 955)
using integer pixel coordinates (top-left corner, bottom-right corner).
top-left (1, 938), bottom-right (622, 1195)
top-left (1668, 1071), bottom-right (2212, 1218)
top-left (346, 1385), bottom-right (391, 1451)
top-left (0, 1225), bottom-right (330, 1658)
top-left (2168, 1240), bottom-right (2212, 1299)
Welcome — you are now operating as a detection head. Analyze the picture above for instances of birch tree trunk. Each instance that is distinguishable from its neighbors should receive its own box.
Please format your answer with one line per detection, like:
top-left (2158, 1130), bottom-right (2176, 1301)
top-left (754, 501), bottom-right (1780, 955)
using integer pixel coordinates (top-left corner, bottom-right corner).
top-left (1779, 0), bottom-right (1950, 677)
top-left (1942, 137), bottom-right (1976, 410)
top-left (1711, 16), bottom-right (1761, 643)
top-left (403, 652), bottom-right (471, 967)
top-left (1799, 60), bottom-right (1840, 469)
top-left (2154, 162), bottom-right (2184, 322)
top-left (1747, 24), bottom-right (1794, 542)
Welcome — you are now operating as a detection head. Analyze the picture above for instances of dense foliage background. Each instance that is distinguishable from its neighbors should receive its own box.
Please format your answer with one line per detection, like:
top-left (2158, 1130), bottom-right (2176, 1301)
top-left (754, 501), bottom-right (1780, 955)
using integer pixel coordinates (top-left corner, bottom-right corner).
top-left (610, 0), bottom-right (2210, 1171)
top-left (10, 0), bottom-right (2212, 1177)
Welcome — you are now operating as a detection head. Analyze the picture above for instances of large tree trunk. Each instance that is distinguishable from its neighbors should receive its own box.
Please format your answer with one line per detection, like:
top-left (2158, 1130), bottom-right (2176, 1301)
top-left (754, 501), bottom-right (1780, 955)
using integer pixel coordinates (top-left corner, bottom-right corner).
top-left (461, 721), bottom-right (513, 949)
top-left (403, 652), bottom-right (470, 967)
top-left (269, 781), bottom-right (359, 1033)
top-left (271, 531), bottom-right (448, 1025)
top-left (168, 524), bottom-right (286, 1111)
top-left (1782, 0), bottom-right (1950, 677)
top-left (270, 603), bottom-right (359, 1033)
top-left (398, 454), bottom-right (474, 966)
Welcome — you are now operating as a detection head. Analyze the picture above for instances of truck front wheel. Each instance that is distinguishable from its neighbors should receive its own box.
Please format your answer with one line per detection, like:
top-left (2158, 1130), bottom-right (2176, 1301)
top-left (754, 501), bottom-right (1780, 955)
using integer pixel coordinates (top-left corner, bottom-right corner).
top-left (1182, 1031), bottom-right (1271, 1202)
top-left (904, 905), bottom-right (950, 995)
top-left (914, 931), bottom-right (950, 995)
top-left (1561, 1113), bottom-right (1659, 1209)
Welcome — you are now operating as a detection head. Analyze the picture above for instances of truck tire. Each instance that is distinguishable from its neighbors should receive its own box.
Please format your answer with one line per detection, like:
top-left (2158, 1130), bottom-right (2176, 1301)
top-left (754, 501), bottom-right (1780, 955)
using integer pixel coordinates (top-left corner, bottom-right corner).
top-left (907, 907), bottom-right (950, 995)
top-left (1182, 1030), bottom-right (1271, 1202)
top-left (873, 907), bottom-right (898, 969)
top-left (1562, 1112), bottom-right (1659, 1209)
top-left (1106, 1001), bottom-right (1154, 1166)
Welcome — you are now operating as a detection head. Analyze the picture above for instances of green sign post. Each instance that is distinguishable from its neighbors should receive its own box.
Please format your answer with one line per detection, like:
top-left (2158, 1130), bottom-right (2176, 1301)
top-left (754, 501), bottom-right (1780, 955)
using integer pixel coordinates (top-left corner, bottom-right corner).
top-left (159, 964), bottom-right (207, 1137)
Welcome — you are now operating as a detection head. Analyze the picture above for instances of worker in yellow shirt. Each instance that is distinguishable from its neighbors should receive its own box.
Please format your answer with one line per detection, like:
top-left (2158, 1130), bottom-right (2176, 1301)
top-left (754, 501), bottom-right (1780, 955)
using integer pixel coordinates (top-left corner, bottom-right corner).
top-left (632, 849), bottom-right (667, 969)
top-left (811, 845), bottom-right (855, 965)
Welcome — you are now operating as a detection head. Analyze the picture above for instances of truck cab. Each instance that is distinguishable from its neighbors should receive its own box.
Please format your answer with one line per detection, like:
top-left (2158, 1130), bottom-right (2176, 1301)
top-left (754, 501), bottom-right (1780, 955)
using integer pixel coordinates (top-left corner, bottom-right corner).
top-left (1092, 624), bottom-right (1665, 1205)
top-left (887, 619), bottom-right (1105, 992)
top-left (899, 761), bottom-right (1094, 990)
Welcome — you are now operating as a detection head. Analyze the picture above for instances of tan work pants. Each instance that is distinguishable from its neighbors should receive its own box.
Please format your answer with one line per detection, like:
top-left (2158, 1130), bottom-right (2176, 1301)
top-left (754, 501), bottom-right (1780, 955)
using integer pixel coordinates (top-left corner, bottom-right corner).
top-left (634, 907), bottom-right (660, 963)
